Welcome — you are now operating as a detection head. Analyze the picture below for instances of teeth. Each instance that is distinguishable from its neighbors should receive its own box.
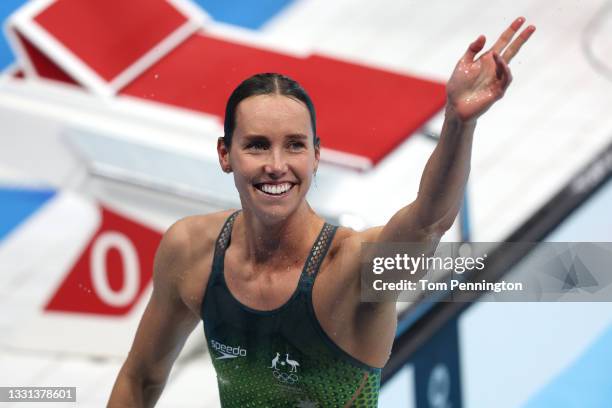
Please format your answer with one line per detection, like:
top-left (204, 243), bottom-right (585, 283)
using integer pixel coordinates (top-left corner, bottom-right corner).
top-left (259, 183), bottom-right (292, 195)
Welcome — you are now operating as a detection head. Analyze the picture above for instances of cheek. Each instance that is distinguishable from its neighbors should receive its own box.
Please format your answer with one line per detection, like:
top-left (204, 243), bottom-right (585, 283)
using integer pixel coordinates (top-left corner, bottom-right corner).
top-left (232, 155), bottom-right (258, 177)
top-left (294, 159), bottom-right (315, 181)
top-left (235, 171), bottom-right (257, 190)
top-left (230, 162), bottom-right (255, 191)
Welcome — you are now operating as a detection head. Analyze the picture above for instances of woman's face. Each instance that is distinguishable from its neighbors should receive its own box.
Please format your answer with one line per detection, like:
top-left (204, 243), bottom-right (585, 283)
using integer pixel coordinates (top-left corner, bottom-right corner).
top-left (219, 94), bottom-right (319, 223)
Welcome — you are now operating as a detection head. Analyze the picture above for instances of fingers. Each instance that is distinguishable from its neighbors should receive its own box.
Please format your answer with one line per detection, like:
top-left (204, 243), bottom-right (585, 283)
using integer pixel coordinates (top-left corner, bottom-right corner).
top-left (466, 17), bottom-right (535, 65)
top-left (502, 25), bottom-right (536, 62)
top-left (491, 17), bottom-right (525, 54)
top-left (493, 52), bottom-right (512, 90)
top-left (464, 35), bottom-right (486, 63)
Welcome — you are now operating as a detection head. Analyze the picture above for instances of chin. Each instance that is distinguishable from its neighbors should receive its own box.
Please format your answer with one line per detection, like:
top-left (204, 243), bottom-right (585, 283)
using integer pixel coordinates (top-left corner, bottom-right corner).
top-left (255, 204), bottom-right (298, 224)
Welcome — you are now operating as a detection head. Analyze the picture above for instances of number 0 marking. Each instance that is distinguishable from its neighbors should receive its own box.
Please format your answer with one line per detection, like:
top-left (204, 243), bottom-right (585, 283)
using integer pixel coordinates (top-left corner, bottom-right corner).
top-left (91, 231), bottom-right (140, 307)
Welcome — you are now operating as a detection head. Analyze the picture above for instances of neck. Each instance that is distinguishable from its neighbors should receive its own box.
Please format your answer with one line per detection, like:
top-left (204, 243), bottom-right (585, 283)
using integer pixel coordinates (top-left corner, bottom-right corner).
top-left (236, 202), bottom-right (323, 265)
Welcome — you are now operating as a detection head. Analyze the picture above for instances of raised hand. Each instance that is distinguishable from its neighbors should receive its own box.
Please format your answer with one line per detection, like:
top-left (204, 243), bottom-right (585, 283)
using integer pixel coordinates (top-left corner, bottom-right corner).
top-left (446, 17), bottom-right (536, 123)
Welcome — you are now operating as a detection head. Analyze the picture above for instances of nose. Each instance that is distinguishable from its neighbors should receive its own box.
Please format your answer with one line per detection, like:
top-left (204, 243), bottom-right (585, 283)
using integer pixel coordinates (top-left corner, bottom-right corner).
top-left (263, 148), bottom-right (288, 177)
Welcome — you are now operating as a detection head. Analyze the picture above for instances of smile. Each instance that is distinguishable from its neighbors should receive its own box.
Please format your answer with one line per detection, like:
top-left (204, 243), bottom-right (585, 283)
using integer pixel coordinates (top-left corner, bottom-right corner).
top-left (254, 182), bottom-right (295, 196)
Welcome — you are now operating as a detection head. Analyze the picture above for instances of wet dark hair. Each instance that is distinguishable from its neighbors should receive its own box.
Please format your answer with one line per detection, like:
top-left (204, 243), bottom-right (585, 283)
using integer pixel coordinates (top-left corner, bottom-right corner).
top-left (223, 73), bottom-right (319, 149)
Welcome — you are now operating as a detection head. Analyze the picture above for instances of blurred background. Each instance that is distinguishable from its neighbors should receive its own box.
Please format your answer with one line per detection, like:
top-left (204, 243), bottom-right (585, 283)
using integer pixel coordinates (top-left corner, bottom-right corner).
top-left (1, 0), bottom-right (611, 406)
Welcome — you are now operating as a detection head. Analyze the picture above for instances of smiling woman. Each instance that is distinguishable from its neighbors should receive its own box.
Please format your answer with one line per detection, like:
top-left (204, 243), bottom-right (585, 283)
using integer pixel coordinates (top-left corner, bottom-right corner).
top-left (204, 74), bottom-right (384, 406)
top-left (109, 17), bottom-right (536, 406)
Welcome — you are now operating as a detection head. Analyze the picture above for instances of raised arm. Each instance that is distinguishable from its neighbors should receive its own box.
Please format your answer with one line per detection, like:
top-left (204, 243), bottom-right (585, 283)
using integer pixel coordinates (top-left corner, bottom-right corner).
top-left (108, 220), bottom-right (201, 407)
top-left (378, 17), bottom-right (535, 244)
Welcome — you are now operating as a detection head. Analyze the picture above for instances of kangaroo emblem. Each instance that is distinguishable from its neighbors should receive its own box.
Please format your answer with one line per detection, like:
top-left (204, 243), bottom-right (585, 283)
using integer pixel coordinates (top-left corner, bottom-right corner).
top-left (270, 352), bottom-right (280, 369)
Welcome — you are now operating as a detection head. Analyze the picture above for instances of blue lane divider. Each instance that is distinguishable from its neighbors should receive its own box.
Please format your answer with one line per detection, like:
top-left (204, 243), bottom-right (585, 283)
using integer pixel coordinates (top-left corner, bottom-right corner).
top-left (192, 0), bottom-right (295, 29)
top-left (0, 187), bottom-right (55, 241)
top-left (0, 0), bottom-right (28, 70)
top-left (523, 324), bottom-right (612, 408)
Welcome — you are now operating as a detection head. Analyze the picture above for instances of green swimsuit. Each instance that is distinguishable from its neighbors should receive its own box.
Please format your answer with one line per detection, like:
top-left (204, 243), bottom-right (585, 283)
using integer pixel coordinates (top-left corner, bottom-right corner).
top-left (201, 211), bottom-right (381, 407)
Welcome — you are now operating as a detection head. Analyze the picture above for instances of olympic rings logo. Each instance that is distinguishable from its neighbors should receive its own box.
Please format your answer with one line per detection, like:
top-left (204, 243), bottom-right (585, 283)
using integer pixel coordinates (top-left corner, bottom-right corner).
top-left (272, 370), bottom-right (299, 384)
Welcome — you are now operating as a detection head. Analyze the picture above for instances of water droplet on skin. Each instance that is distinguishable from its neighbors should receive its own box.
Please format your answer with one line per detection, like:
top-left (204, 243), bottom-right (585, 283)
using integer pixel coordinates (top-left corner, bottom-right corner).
top-left (154, 74), bottom-right (159, 79)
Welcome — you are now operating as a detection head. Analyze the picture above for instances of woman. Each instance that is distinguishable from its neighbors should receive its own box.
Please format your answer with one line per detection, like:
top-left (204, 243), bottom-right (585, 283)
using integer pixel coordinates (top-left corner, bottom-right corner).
top-left (109, 17), bottom-right (534, 407)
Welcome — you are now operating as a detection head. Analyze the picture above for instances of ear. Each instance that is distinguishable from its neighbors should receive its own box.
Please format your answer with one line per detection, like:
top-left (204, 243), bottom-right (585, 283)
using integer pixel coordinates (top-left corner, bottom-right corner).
top-left (313, 139), bottom-right (320, 174)
top-left (217, 137), bottom-right (232, 173)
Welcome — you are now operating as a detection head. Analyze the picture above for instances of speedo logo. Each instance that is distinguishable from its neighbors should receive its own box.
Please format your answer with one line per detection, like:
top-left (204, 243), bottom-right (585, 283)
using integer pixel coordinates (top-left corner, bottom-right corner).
top-left (210, 339), bottom-right (247, 360)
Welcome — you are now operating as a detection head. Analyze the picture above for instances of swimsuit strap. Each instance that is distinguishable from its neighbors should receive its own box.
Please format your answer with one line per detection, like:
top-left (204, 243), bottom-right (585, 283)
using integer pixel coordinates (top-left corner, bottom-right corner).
top-left (299, 222), bottom-right (338, 291)
top-left (210, 210), bottom-right (241, 279)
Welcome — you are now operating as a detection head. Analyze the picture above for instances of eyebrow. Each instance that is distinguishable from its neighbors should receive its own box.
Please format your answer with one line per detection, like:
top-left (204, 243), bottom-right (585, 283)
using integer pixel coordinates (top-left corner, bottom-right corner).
top-left (286, 134), bottom-right (308, 140)
top-left (243, 134), bottom-right (268, 141)
top-left (243, 133), bottom-right (309, 141)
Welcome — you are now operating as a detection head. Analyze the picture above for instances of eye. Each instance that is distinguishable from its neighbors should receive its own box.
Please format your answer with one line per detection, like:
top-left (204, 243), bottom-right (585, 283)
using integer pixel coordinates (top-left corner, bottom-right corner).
top-left (246, 141), bottom-right (268, 150)
top-left (288, 141), bottom-right (306, 151)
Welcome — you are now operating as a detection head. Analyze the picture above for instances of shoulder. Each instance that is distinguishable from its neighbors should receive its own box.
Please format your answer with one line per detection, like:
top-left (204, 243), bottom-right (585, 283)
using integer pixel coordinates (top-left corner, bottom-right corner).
top-left (330, 225), bottom-right (383, 258)
top-left (322, 225), bottom-right (383, 284)
top-left (153, 210), bottom-right (237, 289)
